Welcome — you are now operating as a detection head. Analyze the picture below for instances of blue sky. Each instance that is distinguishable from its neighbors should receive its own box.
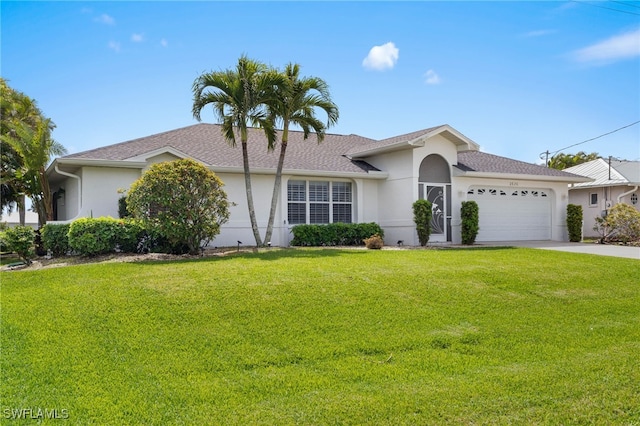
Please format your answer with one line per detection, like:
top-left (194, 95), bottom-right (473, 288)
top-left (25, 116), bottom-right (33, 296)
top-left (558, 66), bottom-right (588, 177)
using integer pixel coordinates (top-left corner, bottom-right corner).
top-left (2, 1), bottom-right (639, 164)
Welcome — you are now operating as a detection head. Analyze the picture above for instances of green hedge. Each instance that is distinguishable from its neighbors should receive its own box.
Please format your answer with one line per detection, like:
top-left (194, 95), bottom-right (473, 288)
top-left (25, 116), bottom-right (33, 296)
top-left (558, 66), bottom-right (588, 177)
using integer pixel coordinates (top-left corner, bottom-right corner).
top-left (566, 204), bottom-right (583, 242)
top-left (41, 223), bottom-right (71, 256)
top-left (290, 223), bottom-right (384, 247)
top-left (413, 199), bottom-right (432, 246)
top-left (4, 225), bottom-right (36, 264)
top-left (461, 201), bottom-right (480, 245)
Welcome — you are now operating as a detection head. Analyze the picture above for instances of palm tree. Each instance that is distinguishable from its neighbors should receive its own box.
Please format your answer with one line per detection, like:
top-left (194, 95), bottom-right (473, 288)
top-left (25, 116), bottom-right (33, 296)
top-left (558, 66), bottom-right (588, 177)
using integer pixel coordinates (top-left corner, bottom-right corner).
top-left (1, 78), bottom-right (65, 225)
top-left (2, 118), bottom-right (67, 225)
top-left (192, 56), bottom-right (285, 246)
top-left (263, 63), bottom-right (339, 245)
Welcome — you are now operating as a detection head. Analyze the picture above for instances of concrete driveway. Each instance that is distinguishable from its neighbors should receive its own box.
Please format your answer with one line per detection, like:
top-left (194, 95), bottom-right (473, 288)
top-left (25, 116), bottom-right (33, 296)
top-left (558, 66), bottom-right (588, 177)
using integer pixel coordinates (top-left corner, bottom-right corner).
top-left (482, 241), bottom-right (640, 260)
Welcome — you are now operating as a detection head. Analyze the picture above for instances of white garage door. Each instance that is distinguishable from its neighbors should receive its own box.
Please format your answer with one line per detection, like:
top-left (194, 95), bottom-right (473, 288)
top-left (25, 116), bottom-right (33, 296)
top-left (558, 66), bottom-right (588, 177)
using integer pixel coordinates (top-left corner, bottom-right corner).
top-left (467, 186), bottom-right (552, 241)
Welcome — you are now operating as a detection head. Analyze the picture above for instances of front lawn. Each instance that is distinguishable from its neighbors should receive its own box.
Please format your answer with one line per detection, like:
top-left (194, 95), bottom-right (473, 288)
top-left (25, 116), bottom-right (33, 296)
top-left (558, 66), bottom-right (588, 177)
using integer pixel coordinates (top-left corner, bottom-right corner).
top-left (1, 248), bottom-right (638, 424)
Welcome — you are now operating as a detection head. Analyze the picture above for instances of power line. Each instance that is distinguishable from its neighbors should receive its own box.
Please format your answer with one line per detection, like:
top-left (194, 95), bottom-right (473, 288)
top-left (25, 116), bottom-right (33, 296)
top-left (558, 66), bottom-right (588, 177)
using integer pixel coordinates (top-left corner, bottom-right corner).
top-left (571, 0), bottom-right (640, 15)
top-left (540, 120), bottom-right (640, 162)
top-left (610, 1), bottom-right (640, 10)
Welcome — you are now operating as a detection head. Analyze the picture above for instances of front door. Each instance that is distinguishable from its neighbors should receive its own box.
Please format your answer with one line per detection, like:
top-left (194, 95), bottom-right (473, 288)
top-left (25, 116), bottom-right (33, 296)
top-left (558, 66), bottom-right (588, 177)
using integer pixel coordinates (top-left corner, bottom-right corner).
top-left (419, 183), bottom-right (451, 242)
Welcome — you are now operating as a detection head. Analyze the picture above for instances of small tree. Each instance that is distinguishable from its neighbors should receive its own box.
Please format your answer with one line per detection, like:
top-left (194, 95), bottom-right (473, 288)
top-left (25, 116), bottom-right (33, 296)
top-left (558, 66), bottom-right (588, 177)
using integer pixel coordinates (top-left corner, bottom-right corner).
top-left (4, 225), bottom-right (35, 264)
top-left (461, 201), bottom-right (480, 245)
top-left (566, 204), bottom-right (583, 242)
top-left (413, 199), bottom-right (432, 246)
top-left (127, 159), bottom-right (231, 255)
top-left (594, 203), bottom-right (640, 244)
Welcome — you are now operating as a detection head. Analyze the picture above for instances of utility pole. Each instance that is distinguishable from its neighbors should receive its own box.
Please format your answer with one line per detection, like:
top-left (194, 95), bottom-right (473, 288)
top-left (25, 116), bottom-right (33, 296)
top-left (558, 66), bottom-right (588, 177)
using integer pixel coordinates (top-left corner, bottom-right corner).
top-left (540, 150), bottom-right (550, 167)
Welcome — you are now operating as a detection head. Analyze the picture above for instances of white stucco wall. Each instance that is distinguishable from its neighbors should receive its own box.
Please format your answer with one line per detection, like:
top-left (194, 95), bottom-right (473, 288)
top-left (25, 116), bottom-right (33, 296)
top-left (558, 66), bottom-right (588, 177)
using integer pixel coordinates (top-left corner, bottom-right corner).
top-left (568, 186), bottom-right (640, 238)
top-left (453, 176), bottom-right (571, 243)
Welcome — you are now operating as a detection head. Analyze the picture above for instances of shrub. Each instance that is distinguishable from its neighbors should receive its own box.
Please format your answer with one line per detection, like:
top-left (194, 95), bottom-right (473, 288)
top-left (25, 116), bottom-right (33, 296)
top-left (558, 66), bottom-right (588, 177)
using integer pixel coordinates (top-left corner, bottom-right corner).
top-left (363, 234), bottom-right (384, 249)
top-left (566, 204), bottom-right (583, 242)
top-left (4, 225), bottom-right (35, 264)
top-left (41, 223), bottom-right (71, 256)
top-left (127, 159), bottom-right (230, 255)
top-left (290, 223), bottom-right (384, 247)
top-left (118, 196), bottom-right (131, 219)
top-left (413, 199), bottom-right (432, 246)
top-left (594, 203), bottom-right (640, 244)
top-left (68, 217), bottom-right (122, 256)
top-left (461, 201), bottom-right (479, 245)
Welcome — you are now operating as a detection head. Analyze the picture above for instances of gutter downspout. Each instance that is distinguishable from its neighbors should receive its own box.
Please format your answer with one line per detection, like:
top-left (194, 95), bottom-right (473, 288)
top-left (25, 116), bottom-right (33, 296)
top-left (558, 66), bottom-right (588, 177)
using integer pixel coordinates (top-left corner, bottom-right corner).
top-left (54, 164), bottom-right (82, 221)
top-left (618, 185), bottom-right (638, 204)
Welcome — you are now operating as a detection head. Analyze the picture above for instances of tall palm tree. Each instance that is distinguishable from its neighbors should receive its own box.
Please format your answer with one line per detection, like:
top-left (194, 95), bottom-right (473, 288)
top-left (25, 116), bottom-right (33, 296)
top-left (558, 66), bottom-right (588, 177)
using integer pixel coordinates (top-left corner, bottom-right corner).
top-left (263, 63), bottom-right (339, 244)
top-left (1, 78), bottom-right (65, 225)
top-left (2, 118), bottom-right (66, 225)
top-left (192, 56), bottom-right (285, 246)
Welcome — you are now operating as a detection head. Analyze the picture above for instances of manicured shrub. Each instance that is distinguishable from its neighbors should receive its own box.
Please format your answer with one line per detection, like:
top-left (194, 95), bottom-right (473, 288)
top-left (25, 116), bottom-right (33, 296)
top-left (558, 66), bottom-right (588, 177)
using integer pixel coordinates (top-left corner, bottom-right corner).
top-left (363, 234), bottom-right (384, 249)
top-left (68, 217), bottom-right (121, 256)
top-left (115, 219), bottom-right (146, 253)
top-left (41, 223), bottom-right (71, 256)
top-left (4, 225), bottom-right (35, 264)
top-left (127, 159), bottom-right (230, 255)
top-left (290, 222), bottom-right (384, 246)
top-left (413, 199), bottom-right (432, 246)
top-left (461, 201), bottom-right (480, 245)
top-left (566, 204), bottom-right (583, 242)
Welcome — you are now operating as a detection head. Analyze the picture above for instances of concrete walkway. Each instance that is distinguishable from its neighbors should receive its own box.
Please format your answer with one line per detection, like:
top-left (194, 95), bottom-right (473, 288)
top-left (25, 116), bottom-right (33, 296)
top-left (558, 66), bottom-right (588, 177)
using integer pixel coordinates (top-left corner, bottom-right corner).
top-left (481, 241), bottom-right (640, 260)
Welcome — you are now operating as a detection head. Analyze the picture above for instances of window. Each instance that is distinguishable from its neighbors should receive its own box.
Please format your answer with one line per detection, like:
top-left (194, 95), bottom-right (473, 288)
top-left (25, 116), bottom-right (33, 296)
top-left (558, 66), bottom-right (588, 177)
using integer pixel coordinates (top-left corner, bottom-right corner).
top-left (287, 180), bottom-right (353, 224)
top-left (589, 193), bottom-right (598, 207)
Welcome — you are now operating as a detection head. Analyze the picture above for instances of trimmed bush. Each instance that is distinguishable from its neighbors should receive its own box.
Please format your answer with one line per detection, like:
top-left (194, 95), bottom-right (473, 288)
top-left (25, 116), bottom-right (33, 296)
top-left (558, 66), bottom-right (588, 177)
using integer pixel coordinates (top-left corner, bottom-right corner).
top-left (41, 223), bottom-right (71, 256)
top-left (4, 225), bottom-right (35, 264)
top-left (68, 217), bottom-right (122, 256)
top-left (413, 199), bottom-right (432, 246)
top-left (290, 223), bottom-right (384, 247)
top-left (461, 201), bottom-right (480, 245)
top-left (127, 159), bottom-right (230, 255)
top-left (566, 204), bottom-right (583, 242)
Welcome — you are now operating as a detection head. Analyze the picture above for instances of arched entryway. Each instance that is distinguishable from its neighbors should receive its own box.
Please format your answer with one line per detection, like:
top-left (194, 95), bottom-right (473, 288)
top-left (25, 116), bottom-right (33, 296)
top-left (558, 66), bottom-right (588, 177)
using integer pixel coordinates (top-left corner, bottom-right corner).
top-left (418, 154), bottom-right (452, 242)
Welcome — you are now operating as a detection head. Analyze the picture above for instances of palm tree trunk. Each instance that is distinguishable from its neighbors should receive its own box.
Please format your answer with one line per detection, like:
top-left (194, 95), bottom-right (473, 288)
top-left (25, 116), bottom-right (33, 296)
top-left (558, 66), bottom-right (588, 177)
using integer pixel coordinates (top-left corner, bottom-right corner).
top-left (242, 141), bottom-right (263, 246)
top-left (18, 194), bottom-right (25, 226)
top-left (264, 130), bottom-right (289, 246)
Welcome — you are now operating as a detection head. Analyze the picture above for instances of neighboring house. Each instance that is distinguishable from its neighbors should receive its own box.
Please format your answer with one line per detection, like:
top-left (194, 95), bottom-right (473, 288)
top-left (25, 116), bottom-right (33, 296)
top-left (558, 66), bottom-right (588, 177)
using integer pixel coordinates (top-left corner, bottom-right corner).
top-left (564, 159), bottom-right (640, 238)
top-left (46, 123), bottom-right (587, 247)
top-left (1, 209), bottom-right (39, 229)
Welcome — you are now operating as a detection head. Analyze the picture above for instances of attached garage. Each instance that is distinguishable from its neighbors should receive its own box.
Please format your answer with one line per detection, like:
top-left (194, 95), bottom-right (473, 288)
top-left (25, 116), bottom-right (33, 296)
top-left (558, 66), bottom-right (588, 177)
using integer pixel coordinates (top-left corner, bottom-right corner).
top-left (467, 186), bottom-right (552, 241)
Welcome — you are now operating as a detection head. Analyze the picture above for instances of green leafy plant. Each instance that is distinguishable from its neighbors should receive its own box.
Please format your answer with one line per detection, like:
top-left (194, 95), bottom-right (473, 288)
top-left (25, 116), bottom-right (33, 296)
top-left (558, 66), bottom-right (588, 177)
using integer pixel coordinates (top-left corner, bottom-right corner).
top-left (127, 159), bottom-right (230, 255)
top-left (461, 200), bottom-right (480, 245)
top-left (68, 217), bottom-right (121, 256)
top-left (413, 199), bottom-right (432, 246)
top-left (4, 225), bottom-right (35, 263)
top-left (566, 204), bottom-right (583, 242)
top-left (118, 196), bottom-right (131, 219)
top-left (41, 223), bottom-right (70, 256)
top-left (290, 223), bottom-right (384, 246)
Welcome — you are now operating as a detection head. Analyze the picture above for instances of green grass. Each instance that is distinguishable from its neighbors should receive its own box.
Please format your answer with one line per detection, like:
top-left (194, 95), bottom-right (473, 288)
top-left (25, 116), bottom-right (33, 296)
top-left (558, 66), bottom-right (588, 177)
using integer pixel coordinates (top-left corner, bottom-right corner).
top-left (1, 248), bottom-right (639, 425)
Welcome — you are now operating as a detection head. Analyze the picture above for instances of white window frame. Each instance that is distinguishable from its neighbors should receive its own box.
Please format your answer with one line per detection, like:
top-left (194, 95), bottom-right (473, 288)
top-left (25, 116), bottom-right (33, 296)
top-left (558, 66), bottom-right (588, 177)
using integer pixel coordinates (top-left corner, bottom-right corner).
top-left (589, 192), bottom-right (598, 207)
top-left (287, 179), bottom-right (353, 225)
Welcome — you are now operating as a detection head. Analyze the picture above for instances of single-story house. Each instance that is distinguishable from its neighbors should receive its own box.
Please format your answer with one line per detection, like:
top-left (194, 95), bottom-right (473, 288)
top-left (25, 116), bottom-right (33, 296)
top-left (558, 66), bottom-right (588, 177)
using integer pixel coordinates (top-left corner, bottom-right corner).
top-left (564, 158), bottom-right (640, 238)
top-left (1, 209), bottom-right (39, 229)
top-left (46, 123), bottom-right (588, 247)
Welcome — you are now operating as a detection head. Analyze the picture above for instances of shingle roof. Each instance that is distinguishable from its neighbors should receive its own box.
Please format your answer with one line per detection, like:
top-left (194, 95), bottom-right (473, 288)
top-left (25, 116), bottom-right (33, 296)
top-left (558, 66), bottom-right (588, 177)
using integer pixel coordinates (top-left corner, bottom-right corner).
top-left (456, 150), bottom-right (585, 179)
top-left (60, 123), bottom-right (586, 180)
top-left (65, 123), bottom-right (380, 174)
top-left (564, 158), bottom-right (640, 187)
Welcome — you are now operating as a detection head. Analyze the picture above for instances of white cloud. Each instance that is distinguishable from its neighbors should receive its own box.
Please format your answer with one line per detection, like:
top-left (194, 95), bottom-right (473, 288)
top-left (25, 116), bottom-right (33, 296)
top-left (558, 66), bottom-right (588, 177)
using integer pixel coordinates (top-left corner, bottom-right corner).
top-left (108, 41), bottom-right (121, 53)
top-left (572, 28), bottom-right (640, 65)
top-left (424, 69), bottom-right (441, 85)
top-left (362, 42), bottom-right (399, 71)
top-left (95, 13), bottom-right (115, 25)
top-left (523, 29), bottom-right (556, 38)
top-left (160, 38), bottom-right (168, 48)
top-left (131, 33), bottom-right (144, 43)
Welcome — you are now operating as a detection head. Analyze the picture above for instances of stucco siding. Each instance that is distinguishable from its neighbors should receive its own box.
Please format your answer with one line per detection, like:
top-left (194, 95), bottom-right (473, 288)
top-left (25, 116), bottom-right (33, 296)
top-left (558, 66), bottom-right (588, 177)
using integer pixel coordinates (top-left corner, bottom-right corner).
top-left (82, 167), bottom-right (142, 219)
top-left (569, 185), bottom-right (640, 238)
